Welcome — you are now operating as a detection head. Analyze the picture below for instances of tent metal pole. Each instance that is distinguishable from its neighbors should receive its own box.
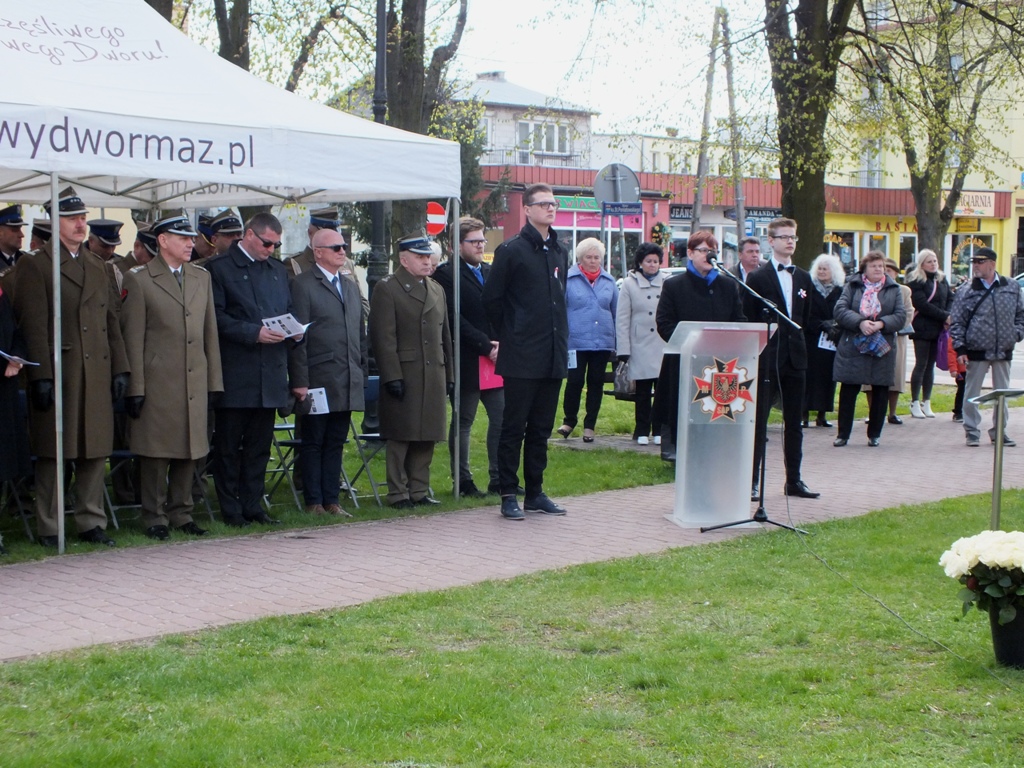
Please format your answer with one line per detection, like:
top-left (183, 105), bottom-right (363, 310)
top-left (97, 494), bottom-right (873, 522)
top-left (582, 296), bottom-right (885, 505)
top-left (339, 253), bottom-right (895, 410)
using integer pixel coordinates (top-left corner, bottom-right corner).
top-left (452, 198), bottom-right (460, 500)
top-left (50, 172), bottom-right (66, 554)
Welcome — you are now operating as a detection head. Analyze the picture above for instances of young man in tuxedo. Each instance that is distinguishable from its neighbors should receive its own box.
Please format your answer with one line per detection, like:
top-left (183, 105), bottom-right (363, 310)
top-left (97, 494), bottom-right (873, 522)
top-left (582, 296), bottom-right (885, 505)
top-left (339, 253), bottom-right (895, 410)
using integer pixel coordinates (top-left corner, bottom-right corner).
top-left (743, 218), bottom-right (820, 500)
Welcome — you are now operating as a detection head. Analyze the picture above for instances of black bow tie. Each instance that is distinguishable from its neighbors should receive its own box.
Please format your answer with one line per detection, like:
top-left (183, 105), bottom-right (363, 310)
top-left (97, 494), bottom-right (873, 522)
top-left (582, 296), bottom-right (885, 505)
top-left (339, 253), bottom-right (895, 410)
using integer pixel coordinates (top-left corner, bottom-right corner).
top-left (777, 263), bottom-right (795, 273)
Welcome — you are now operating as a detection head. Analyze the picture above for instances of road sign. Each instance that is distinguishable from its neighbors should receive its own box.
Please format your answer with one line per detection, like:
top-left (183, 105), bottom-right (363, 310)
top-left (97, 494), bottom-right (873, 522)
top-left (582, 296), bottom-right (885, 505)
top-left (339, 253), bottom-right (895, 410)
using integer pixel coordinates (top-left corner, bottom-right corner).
top-left (426, 201), bottom-right (446, 235)
top-left (602, 201), bottom-right (642, 217)
top-left (593, 163), bottom-right (640, 205)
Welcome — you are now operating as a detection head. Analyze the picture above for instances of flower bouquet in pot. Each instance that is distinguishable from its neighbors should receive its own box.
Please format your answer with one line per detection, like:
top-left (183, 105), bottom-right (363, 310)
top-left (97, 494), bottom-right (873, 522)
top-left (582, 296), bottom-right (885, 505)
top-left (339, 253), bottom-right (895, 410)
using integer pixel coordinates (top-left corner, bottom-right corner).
top-left (940, 530), bottom-right (1024, 668)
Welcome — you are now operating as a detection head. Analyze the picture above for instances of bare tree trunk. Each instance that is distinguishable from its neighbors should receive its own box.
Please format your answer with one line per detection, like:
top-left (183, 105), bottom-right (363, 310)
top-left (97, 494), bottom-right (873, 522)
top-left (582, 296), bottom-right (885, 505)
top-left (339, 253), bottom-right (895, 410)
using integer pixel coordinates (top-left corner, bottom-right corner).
top-left (213, 0), bottom-right (250, 70)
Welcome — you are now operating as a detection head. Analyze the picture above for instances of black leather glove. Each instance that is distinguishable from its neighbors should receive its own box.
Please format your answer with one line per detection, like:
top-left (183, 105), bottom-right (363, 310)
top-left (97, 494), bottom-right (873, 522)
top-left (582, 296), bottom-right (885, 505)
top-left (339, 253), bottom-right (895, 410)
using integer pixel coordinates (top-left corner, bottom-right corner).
top-left (30, 379), bottom-right (54, 411)
top-left (111, 372), bottom-right (130, 402)
top-left (446, 381), bottom-right (455, 397)
top-left (617, 354), bottom-right (630, 364)
top-left (209, 391), bottom-right (222, 410)
top-left (384, 379), bottom-right (405, 401)
top-left (125, 395), bottom-right (145, 419)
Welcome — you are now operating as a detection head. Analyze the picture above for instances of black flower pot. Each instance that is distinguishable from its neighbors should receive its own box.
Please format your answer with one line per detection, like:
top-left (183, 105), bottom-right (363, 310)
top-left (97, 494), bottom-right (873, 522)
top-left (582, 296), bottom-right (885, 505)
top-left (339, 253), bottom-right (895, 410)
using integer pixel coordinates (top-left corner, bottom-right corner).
top-left (989, 605), bottom-right (1024, 669)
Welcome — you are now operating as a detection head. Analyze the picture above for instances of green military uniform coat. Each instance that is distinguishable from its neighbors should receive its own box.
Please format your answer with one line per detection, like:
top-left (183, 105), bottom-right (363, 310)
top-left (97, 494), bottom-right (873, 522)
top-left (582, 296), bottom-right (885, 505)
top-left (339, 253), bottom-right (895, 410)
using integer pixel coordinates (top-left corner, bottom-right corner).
top-left (13, 244), bottom-right (129, 459)
top-left (121, 257), bottom-right (224, 459)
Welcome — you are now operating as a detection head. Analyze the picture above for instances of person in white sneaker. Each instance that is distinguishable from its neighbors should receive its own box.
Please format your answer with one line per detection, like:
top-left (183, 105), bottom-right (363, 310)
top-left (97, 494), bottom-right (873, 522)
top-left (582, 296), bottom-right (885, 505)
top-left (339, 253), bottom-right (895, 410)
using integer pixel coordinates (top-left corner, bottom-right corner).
top-left (949, 247), bottom-right (1024, 448)
top-left (907, 249), bottom-right (953, 419)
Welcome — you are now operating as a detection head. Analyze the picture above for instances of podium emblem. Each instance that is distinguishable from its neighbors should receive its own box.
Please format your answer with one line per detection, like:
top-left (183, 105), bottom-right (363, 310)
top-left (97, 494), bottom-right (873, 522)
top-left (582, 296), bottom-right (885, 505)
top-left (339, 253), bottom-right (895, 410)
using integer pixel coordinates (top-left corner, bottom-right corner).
top-left (693, 357), bottom-right (754, 421)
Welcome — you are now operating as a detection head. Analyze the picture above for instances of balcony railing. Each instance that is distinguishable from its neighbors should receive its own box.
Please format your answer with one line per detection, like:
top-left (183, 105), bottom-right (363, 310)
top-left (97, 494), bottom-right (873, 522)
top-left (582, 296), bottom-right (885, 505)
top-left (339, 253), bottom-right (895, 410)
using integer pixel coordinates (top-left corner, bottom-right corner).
top-left (480, 147), bottom-right (588, 168)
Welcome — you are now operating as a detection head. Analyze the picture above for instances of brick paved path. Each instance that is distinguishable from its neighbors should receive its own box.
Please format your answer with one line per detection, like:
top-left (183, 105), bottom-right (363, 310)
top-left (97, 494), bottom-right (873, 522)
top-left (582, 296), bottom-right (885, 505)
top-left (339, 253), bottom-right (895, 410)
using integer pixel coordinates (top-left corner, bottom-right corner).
top-left (2, 407), bottom-right (1023, 662)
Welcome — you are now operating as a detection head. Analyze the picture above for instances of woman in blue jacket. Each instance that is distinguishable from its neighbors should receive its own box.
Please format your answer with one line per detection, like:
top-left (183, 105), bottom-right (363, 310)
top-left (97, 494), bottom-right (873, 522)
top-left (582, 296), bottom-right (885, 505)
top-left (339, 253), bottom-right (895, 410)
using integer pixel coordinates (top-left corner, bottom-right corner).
top-left (557, 238), bottom-right (618, 442)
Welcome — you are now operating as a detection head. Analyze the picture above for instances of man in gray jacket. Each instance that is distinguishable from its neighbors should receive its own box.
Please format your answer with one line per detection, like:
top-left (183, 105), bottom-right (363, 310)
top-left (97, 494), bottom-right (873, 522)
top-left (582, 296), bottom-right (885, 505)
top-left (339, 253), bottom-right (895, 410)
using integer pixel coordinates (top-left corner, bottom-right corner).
top-left (949, 247), bottom-right (1024, 447)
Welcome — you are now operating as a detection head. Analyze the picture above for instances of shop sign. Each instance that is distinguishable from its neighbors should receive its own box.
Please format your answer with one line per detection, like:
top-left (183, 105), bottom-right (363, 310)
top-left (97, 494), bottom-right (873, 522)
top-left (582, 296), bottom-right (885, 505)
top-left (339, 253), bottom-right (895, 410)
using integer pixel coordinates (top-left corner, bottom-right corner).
top-left (724, 207), bottom-right (780, 222)
top-left (555, 196), bottom-right (598, 211)
top-left (952, 236), bottom-right (988, 261)
top-left (955, 218), bottom-right (981, 233)
top-left (874, 219), bottom-right (917, 232)
top-left (669, 204), bottom-right (692, 221)
top-left (948, 191), bottom-right (995, 217)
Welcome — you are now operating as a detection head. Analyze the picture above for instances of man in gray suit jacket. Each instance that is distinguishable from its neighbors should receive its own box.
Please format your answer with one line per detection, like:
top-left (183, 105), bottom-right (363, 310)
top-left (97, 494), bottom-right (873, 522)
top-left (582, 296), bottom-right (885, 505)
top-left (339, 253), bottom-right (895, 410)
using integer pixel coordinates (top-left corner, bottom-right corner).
top-left (288, 229), bottom-right (367, 516)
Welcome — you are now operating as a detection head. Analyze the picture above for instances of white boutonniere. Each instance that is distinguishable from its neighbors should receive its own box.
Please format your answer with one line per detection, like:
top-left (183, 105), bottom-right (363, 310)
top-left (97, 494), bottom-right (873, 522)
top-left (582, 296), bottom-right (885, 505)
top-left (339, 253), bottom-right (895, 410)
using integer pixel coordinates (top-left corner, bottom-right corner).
top-left (798, 288), bottom-right (807, 299)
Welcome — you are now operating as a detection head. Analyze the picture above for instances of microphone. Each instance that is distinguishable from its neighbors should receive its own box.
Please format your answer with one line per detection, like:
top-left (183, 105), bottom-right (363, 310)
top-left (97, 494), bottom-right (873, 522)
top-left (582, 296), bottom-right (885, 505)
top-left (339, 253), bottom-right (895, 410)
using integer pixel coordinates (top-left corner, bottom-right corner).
top-left (709, 256), bottom-right (722, 270)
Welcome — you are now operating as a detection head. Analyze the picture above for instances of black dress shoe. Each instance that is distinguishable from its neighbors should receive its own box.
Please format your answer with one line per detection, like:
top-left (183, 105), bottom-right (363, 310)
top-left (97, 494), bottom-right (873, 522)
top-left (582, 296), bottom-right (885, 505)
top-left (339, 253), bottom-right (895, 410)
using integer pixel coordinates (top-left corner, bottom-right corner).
top-left (833, 438), bottom-right (848, 447)
top-left (39, 535), bottom-right (58, 548)
top-left (248, 513), bottom-right (281, 525)
top-left (783, 481), bottom-right (820, 499)
top-left (661, 449), bottom-right (676, 462)
top-left (412, 496), bottom-right (441, 506)
top-left (500, 495), bottom-right (525, 520)
top-left (454, 481), bottom-right (487, 499)
top-left (867, 437), bottom-right (880, 447)
top-left (390, 499), bottom-right (414, 509)
top-left (223, 518), bottom-right (252, 528)
top-left (175, 521), bottom-right (208, 536)
top-left (750, 483), bottom-right (760, 501)
top-left (79, 526), bottom-right (116, 546)
top-left (816, 416), bottom-right (833, 428)
top-left (887, 414), bottom-right (903, 425)
top-left (524, 493), bottom-right (567, 516)
top-left (145, 525), bottom-right (170, 541)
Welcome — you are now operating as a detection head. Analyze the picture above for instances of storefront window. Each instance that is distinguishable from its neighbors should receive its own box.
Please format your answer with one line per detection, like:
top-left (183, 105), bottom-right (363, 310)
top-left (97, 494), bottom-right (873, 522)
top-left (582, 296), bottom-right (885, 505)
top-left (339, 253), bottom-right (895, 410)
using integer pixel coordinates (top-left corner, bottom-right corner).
top-left (864, 233), bottom-right (888, 258)
top-left (951, 235), bottom-right (993, 285)
top-left (824, 232), bottom-right (856, 274)
top-left (899, 234), bottom-right (918, 273)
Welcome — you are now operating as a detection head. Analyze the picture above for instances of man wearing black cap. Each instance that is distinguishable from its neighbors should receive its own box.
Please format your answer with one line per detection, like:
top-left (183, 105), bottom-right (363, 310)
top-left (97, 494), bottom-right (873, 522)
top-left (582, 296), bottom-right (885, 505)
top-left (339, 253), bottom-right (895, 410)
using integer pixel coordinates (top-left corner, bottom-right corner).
top-left (29, 219), bottom-right (51, 253)
top-left (369, 234), bottom-right (454, 508)
top-left (286, 205), bottom-right (341, 277)
top-left (86, 219), bottom-right (124, 262)
top-left (950, 246), bottom-right (1024, 447)
top-left (191, 215), bottom-right (216, 262)
top-left (208, 209), bottom-right (244, 257)
top-left (206, 212), bottom-right (298, 526)
top-left (13, 185), bottom-right (130, 547)
top-left (0, 204), bottom-right (25, 292)
top-left (121, 212), bottom-right (223, 539)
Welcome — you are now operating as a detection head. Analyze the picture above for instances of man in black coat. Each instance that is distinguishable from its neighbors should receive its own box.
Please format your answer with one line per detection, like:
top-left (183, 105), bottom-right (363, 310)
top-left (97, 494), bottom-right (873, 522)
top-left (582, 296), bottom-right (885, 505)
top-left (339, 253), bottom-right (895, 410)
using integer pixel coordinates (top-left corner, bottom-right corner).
top-left (433, 217), bottom-right (503, 498)
top-left (483, 184), bottom-right (570, 521)
top-left (743, 218), bottom-right (819, 500)
top-left (206, 212), bottom-right (298, 526)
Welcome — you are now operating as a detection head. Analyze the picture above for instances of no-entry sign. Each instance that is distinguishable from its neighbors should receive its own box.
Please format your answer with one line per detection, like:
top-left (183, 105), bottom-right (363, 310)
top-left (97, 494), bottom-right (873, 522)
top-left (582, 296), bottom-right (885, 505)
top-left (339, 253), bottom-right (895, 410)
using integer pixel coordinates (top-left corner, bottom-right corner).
top-left (426, 201), bottom-right (446, 235)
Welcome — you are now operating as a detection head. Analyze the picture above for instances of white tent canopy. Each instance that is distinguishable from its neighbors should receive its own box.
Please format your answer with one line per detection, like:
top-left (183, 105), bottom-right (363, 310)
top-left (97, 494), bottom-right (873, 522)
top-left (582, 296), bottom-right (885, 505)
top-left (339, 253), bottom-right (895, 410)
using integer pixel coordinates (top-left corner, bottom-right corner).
top-left (0, 0), bottom-right (461, 208)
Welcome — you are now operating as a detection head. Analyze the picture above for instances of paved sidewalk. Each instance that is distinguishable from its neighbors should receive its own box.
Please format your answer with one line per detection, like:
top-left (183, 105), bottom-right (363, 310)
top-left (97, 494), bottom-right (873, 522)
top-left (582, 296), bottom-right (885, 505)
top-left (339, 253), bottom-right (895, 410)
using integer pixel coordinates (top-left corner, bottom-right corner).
top-left (2, 407), bottom-right (1024, 662)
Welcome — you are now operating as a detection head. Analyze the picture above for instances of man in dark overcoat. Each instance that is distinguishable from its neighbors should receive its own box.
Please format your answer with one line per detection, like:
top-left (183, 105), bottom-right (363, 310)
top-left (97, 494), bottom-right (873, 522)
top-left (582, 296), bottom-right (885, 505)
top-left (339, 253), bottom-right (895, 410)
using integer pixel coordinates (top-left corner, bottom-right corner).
top-left (0, 204), bottom-right (26, 293)
top-left (432, 216), bottom-right (503, 498)
top-left (482, 183), bottom-right (570, 520)
top-left (206, 212), bottom-right (297, 526)
top-left (288, 228), bottom-right (366, 515)
top-left (13, 186), bottom-right (130, 547)
top-left (368, 235), bottom-right (454, 508)
top-left (121, 212), bottom-right (223, 540)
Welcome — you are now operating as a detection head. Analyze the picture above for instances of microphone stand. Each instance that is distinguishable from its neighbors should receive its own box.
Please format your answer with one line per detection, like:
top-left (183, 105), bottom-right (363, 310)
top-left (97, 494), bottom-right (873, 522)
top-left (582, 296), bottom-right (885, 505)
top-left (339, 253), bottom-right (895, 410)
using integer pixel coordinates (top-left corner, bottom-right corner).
top-left (700, 259), bottom-right (807, 535)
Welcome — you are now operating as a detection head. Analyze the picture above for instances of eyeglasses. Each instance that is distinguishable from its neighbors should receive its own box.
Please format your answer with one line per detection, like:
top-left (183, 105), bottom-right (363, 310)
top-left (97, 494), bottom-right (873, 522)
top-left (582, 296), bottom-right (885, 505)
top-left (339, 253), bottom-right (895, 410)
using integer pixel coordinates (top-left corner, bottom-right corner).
top-left (463, 238), bottom-right (487, 246)
top-left (527, 201), bottom-right (559, 210)
top-left (251, 231), bottom-right (282, 249)
top-left (315, 243), bottom-right (347, 252)
top-left (691, 247), bottom-right (719, 256)
top-left (770, 235), bottom-right (799, 242)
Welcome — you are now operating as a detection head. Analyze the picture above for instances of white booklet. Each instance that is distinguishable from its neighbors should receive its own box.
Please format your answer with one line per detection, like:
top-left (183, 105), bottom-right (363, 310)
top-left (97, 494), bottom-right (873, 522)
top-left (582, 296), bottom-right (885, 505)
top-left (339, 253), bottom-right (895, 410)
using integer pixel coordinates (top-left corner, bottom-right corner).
top-left (0, 349), bottom-right (39, 366)
top-left (308, 387), bottom-right (328, 415)
top-left (262, 313), bottom-right (311, 338)
top-left (817, 332), bottom-right (837, 352)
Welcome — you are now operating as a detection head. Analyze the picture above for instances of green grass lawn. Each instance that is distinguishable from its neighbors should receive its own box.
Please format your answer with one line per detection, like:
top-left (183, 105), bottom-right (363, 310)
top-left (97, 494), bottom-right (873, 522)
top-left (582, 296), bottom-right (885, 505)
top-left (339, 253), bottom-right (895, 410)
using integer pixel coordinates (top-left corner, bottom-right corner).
top-left (2, 493), bottom-right (1023, 766)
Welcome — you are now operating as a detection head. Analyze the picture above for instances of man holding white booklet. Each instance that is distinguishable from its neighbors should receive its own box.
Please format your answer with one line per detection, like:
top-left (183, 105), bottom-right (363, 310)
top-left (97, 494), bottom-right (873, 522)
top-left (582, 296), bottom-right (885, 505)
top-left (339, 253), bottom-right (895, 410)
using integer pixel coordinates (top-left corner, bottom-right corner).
top-left (287, 229), bottom-right (367, 516)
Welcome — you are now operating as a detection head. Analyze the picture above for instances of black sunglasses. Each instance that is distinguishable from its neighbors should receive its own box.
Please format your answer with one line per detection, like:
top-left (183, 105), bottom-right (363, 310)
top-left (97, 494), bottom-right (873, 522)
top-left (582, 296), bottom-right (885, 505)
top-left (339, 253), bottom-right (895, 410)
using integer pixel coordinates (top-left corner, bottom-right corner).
top-left (315, 243), bottom-right (346, 252)
top-left (250, 231), bottom-right (282, 249)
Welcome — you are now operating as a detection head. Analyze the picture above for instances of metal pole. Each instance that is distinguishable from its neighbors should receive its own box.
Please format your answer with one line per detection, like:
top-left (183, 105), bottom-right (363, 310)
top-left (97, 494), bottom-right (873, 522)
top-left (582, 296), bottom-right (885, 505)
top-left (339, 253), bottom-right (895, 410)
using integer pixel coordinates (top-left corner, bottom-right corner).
top-left (722, 9), bottom-right (745, 255)
top-left (691, 9), bottom-right (721, 233)
top-left (991, 393), bottom-right (1006, 530)
top-left (452, 198), bottom-right (461, 500)
top-left (50, 173), bottom-right (65, 554)
top-left (367, 0), bottom-right (388, 300)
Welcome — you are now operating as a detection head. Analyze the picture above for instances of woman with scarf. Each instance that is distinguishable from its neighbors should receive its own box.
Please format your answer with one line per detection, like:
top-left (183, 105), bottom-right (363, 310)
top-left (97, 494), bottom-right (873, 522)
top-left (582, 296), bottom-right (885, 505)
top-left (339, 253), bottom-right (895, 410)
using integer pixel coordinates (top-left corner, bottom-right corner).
top-left (831, 251), bottom-right (907, 447)
top-left (557, 238), bottom-right (618, 442)
top-left (615, 242), bottom-right (667, 445)
top-left (802, 253), bottom-right (844, 428)
top-left (651, 231), bottom-right (745, 460)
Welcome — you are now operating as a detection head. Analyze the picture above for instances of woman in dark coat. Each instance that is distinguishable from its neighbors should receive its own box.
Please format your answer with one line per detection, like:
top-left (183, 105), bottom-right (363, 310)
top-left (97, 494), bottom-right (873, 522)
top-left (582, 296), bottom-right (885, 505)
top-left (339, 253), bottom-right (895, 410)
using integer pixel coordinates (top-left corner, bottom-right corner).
top-left (803, 253), bottom-right (844, 428)
top-left (832, 251), bottom-right (907, 447)
top-left (906, 248), bottom-right (952, 419)
top-left (652, 231), bottom-right (745, 460)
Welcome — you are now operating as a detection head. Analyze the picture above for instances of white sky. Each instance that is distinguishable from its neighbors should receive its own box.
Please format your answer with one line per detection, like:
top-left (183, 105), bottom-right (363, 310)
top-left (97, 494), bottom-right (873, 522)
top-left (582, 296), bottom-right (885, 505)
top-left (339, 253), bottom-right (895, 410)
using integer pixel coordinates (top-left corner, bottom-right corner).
top-left (449, 0), bottom-right (773, 136)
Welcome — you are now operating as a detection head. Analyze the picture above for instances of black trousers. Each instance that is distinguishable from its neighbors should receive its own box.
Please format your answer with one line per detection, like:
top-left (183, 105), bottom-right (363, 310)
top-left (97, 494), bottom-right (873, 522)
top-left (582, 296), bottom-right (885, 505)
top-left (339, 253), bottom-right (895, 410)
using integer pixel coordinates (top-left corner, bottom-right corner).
top-left (213, 407), bottom-right (276, 523)
top-left (752, 364), bottom-right (805, 485)
top-left (298, 410), bottom-right (352, 507)
top-left (497, 377), bottom-right (561, 497)
top-left (561, 350), bottom-right (611, 430)
top-left (837, 383), bottom-right (889, 441)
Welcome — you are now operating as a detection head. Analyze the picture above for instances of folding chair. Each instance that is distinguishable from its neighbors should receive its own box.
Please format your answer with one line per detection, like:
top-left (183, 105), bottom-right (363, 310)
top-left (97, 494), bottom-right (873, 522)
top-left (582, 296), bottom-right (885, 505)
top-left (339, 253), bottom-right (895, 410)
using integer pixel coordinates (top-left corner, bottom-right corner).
top-left (349, 376), bottom-right (385, 506)
top-left (267, 422), bottom-right (303, 512)
top-left (1, 477), bottom-right (34, 542)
